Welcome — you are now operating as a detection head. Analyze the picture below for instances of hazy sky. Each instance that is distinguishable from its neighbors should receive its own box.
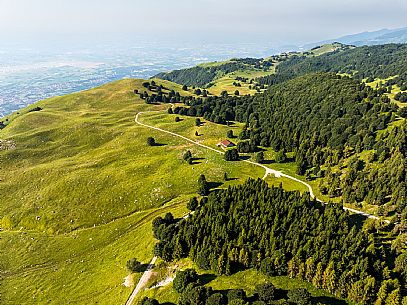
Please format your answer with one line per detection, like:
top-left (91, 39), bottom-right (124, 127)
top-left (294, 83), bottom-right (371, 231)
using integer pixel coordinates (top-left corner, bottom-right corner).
top-left (1, 0), bottom-right (407, 46)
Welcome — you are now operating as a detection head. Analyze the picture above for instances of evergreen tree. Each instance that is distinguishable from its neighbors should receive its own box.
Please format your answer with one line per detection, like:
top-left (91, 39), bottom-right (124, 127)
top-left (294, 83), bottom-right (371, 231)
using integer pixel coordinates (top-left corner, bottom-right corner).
top-left (197, 174), bottom-right (209, 196)
top-left (147, 137), bottom-right (156, 146)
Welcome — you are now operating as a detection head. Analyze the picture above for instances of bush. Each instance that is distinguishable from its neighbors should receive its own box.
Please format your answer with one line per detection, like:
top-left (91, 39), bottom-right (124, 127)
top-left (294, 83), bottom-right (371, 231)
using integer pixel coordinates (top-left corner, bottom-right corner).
top-left (287, 288), bottom-right (311, 305)
top-left (256, 151), bottom-right (264, 163)
top-left (183, 150), bottom-right (192, 161)
top-left (173, 269), bottom-right (199, 293)
top-left (206, 292), bottom-right (226, 305)
top-left (255, 282), bottom-right (275, 303)
top-left (126, 258), bottom-right (142, 272)
top-left (187, 197), bottom-right (199, 211)
top-left (138, 297), bottom-right (159, 305)
top-left (275, 150), bottom-right (287, 163)
top-left (198, 174), bottom-right (210, 196)
top-left (224, 149), bottom-right (239, 161)
top-left (227, 289), bottom-right (246, 302)
top-left (147, 137), bottom-right (156, 146)
top-left (175, 116), bottom-right (181, 122)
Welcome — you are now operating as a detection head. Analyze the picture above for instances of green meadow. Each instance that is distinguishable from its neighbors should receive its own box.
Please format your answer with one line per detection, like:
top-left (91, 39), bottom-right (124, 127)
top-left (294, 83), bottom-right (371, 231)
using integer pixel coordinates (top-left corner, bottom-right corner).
top-left (0, 78), bottom-right (267, 304)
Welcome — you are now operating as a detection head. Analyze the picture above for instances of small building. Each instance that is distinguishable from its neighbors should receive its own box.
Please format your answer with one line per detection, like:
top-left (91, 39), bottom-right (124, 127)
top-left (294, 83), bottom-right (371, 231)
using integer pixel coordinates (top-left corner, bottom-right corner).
top-left (217, 139), bottom-right (235, 149)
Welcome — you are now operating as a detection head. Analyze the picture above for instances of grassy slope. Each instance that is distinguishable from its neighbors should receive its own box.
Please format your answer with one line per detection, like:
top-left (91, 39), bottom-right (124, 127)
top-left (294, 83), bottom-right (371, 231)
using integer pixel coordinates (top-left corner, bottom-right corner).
top-left (0, 199), bottom-right (188, 305)
top-left (1, 78), bottom-right (269, 304)
top-left (0, 79), bottom-right (262, 233)
top-left (140, 112), bottom-right (308, 193)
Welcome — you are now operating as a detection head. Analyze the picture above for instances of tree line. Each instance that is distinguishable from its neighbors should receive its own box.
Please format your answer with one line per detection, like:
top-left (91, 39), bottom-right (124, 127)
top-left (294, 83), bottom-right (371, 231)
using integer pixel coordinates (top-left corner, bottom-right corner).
top-left (152, 179), bottom-right (405, 304)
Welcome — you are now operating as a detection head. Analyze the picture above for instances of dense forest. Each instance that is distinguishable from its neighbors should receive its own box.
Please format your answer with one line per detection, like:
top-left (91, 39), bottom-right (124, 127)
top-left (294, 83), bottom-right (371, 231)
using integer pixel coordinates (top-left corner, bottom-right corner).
top-left (168, 72), bottom-right (407, 219)
top-left (256, 44), bottom-right (407, 87)
top-left (153, 179), bottom-right (405, 304)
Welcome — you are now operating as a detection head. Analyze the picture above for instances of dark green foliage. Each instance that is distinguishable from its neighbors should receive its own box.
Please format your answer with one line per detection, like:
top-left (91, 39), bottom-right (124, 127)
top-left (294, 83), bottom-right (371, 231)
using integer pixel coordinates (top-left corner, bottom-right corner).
top-left (155, 62), bottom-right (250, 87)
top-left (224, 172), bottom-right (228, 181)
top-left (187, 197), bottom-right (199, 211)
top-left (126, 258), bottom-right (142, 272)
top-left (147, 137), bottom-right (156, 146)
top-left (395, 92), bottom-right (407, 102)
top-left (237, 141), bottom-right (256, 153)
top-left (275, 150), bottom-right (287, 163)
top-left (256, 151), bottom-right (264, 163)
top-left (195, 118), bottom-right (201, 126)
top-left (153, 179), bottom-right (401, 304)
top-left (170, 72), bottom-right (407, 213)
top-left (195, 88), bottom-right (202, 95)
top-left (257, 44), bottom-right (407, 86)
top-left (234, 90), bottom-right (240, 96)
top-left (179, 283), bottom-right (211, 305)
top-left (183, 150), bottom-right (192, 161)
top-left (287, 288), bottom-right (311, 305)
top-left (197, 174), bottom-right (210, 196)
top-left (227, 289), bottom-right (246, 302)
top-left (227, 130), bottom-right (234, 138)
top-left (173, 269), bottom-right (199, 293)
top-left (175, 116), bottom-right (181, 122)
top-left (205, 293), bottom-right (226, 305)
top-left (182, 85), bottom-right (188, 91)
top-left (138, 297), bottom-right (159, 305)
top-left (155, 57), bottom-right (272, 87)
top-left (168, 107), bottom-right (173, 114)
top-left (224, 149), bottom-right (239, 161)
top-left (255, 282), bottom-right (276, 303)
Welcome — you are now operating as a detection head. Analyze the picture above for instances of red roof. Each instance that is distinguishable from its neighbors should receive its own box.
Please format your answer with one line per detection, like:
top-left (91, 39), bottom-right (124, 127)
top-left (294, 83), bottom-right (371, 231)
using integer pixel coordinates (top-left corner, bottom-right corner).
top-left (219, 139), bottom-right (235, 147)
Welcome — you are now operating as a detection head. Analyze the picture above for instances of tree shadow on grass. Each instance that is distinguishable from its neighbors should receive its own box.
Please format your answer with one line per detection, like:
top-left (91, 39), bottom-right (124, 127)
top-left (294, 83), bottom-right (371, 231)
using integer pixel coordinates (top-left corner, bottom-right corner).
top-left (208, 181), bottom-right (224, 190)
top-left (238, 155), bottom-right (251, 161)
top-left (134, 263), bottom-right (153, 272)
top-left (313, 296), bottom-right (348, 305)
top-left (161, 303), bottom-right (176, 305)
top-left (198, 273), bottom-right (217, 285)
top-left (225, 177), bottom-right (238, 181)
top-left (262, 159), bottom-right (276, 165)
top-left (153, 143), bottom-right (167, 147)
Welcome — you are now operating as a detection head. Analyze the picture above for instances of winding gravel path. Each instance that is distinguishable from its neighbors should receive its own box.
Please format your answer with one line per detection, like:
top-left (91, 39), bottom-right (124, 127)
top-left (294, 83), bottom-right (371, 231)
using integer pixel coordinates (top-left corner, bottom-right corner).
top-left (135, 110), bottom-right (388, 222)
top-left (126, 108), bottom-right (389, 304)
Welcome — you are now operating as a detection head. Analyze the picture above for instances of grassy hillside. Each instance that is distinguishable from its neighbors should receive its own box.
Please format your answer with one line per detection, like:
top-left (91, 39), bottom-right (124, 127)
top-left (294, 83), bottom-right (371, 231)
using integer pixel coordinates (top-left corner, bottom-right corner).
top-left (0, 77), bottom-right (271, 304)
top-left (0, 79), bottom-right (265, 234)
top-left (0, 199), bottom-right (188, 305)
top-left (153, 43), bottom-right (351, 94)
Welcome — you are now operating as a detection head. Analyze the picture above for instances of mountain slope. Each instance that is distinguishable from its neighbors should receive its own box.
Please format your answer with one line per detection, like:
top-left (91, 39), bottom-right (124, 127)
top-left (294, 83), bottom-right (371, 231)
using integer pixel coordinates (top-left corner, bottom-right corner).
top-left (304, 27), bottom-right (407, 48)
top-left (153, 43), bottom-right (351, 90)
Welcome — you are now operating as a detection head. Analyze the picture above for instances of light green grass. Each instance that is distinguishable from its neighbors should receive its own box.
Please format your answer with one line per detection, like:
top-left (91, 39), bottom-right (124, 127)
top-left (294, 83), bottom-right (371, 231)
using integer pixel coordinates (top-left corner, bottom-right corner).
top-left (0, 78), bottom-right (264, 304)
top-left (0, 199), bottom-right (189, 305)
top-left (0, 79), bottom-right (258, 233)
top-left (208, 68), bottom-right (273, 96)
